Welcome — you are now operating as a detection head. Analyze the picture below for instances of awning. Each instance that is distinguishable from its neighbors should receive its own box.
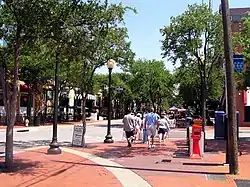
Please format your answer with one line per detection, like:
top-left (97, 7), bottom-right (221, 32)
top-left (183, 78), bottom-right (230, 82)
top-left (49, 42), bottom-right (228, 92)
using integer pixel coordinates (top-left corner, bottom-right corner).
top-left (19, 81), bottom-right (32, 92)
top-left (169, 106), bottom-right (178, 111)
top-left (87, 94), bottom-right (96, 100)
top-left (77, 94), bottom-right (96, 100)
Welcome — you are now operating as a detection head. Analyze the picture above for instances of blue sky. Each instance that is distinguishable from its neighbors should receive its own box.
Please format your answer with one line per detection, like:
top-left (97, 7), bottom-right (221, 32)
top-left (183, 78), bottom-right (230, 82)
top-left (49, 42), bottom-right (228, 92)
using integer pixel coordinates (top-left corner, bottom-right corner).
top-left (96, 0), bottom-right (250, 74)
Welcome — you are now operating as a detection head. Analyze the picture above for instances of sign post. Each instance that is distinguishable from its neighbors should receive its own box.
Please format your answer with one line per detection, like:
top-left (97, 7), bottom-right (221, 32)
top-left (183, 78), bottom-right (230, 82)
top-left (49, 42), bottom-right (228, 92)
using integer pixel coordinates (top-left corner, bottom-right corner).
top-left (233, 54), bottom-right (244, 71)
top-left (72, 125), bottom-right (84, 147)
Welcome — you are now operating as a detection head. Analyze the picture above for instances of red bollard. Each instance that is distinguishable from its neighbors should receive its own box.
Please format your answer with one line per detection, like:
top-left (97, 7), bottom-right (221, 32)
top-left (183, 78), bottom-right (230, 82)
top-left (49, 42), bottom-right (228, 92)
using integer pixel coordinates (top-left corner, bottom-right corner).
top-left (190, 124), bottom-right (203, 159)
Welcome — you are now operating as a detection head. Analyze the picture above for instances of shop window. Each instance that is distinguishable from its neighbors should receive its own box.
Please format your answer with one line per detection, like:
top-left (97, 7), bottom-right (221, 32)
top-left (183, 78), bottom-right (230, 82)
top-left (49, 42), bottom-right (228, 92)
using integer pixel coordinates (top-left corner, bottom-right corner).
top-left (20, 95), bottom-right (29, 107)
top-left (0, 94), bottom-right (3, 106)
top-left (46, 90), bottom-right (53, 100)
top-left (244, 106), bottom-right (250, 122)
top-left (20, 94), bottom-right (33, 107)
top-left (231, 15), bottom-right (242, 22)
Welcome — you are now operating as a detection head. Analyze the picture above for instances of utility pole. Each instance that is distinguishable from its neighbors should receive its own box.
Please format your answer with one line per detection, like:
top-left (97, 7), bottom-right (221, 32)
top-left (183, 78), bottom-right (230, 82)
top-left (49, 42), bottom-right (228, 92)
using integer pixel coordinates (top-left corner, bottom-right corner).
top-left (221, 0), bottom-right (239, 174)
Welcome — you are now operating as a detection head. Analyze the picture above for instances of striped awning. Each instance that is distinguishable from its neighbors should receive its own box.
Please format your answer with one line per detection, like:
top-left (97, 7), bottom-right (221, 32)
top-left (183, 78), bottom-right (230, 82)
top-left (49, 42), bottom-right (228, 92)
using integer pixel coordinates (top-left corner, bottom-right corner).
top-left (76, 94), bottom-right (96, 100)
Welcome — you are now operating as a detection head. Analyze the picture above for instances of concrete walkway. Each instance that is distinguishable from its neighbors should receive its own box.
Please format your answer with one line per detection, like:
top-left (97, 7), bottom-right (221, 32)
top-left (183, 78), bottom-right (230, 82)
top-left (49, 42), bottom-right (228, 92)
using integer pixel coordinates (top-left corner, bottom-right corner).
top-left (0, 146), bottom-right (151, 187)
top-left (62, 147), bottom-right (152, 187)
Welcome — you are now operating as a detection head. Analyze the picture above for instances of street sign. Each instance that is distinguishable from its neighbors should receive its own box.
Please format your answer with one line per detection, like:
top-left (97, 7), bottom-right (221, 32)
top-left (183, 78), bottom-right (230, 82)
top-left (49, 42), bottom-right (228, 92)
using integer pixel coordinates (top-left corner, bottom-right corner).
top-left (233, 54), bottom-right (244, 71)
top-left (72, 125), bottom-right (83, 147)
top-left (115, 86), bottom-right (124, 91)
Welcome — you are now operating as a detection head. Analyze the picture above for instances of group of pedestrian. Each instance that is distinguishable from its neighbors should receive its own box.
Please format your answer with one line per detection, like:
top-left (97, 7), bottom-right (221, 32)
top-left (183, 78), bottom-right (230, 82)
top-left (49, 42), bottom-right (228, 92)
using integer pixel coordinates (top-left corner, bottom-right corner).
top-left (122, 108), bottom-right (170, 149)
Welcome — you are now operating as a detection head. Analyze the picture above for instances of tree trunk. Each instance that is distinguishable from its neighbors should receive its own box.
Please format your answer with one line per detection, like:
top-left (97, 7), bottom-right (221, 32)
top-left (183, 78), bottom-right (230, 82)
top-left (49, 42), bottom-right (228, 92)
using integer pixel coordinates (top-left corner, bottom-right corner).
top-left (26, 91), bottom-right (32, 123)
top-left (81, 94), bottom-right (87, 147)
top-left (5, 33), bottom-right (22, 169)
top-left (33, 93), bottom-right (42, 126)
top-left (0, 59), bottom-right (10, 127)
top-left (16, 83), bottom-right (21, 123)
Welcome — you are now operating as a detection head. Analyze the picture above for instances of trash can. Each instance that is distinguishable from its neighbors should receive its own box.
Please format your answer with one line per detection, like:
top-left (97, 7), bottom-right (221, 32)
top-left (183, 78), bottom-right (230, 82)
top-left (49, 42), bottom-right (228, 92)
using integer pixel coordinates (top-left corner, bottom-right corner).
top-left (215, 111), bottom-right (240, 140)
top-left (214, 111), bottom-right (226, 140)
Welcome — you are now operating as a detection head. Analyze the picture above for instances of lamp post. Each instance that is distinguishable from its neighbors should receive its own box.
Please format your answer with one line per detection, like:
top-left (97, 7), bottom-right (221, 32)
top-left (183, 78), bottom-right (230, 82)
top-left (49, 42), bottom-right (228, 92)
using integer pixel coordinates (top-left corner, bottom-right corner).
top-left (104, 59), bottom-right (115, 143)
top-left (199, 55), bottom-right (206, 133)
top-left (47, 51), bottom-right (62, 154)
top-left (199, 55), bottom-right (206, 152)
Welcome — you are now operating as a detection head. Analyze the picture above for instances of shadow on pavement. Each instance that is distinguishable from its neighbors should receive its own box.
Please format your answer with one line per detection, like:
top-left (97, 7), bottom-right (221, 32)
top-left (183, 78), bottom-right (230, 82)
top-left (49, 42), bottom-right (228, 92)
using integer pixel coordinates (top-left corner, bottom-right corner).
top-left (0, 159), bottom-right (40, 174)
top-left (53, 160), bottom-right (229, 175)
top-left (0, 140), bottom-right (72, 150)
top-left (93, 143), bottom-right (178, 159)
top-left (94, 123), bottom-right (123, 128)
top-left (206, 138), bottom-right (250, 156)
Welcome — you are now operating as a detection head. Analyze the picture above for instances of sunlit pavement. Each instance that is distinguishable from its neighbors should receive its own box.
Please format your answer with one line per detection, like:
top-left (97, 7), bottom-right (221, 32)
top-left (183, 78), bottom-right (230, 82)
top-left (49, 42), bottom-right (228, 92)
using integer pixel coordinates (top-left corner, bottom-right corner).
top-left (0, 121), bottom-right (250, 186)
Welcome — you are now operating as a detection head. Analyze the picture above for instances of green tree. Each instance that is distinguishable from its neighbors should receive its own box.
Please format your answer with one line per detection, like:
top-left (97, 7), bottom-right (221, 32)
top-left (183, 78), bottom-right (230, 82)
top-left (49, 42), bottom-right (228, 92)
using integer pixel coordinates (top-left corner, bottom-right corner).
top-left (0, 0), bottom-right (62, 169)
top-left (174, 63), bottom-right (223, 112)
top-left (20, 42), bottom-right (55, 124)
top-left (93, 72), bottom-right (133, 118)
top-left (160, 3), bottom-right (223, 128)
top-left (62, 0), bottom-right (135, 146)
top-left (129, 59), bottom-right (174, 112)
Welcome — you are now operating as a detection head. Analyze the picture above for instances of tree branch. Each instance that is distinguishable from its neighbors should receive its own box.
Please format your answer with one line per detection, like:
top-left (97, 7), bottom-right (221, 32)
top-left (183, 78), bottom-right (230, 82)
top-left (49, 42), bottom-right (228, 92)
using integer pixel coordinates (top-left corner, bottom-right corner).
top-left (206, 53), bottom-right (221, 81)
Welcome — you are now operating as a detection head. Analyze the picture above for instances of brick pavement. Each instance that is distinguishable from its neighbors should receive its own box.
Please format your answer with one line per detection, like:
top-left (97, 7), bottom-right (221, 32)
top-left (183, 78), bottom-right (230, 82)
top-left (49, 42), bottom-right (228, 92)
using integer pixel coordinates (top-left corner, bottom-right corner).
top-left (72, 137), bottom-right (250, 187)
top-left (0, 148), bottom-right (122, 187)
top-left (0, 137), bottom-right (249, 187)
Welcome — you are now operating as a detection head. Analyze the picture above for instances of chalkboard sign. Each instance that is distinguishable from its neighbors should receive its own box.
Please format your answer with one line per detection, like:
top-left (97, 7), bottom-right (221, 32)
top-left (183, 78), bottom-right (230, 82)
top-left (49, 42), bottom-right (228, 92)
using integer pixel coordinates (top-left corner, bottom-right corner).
top-left (72, 125), bottom-right (83, 147)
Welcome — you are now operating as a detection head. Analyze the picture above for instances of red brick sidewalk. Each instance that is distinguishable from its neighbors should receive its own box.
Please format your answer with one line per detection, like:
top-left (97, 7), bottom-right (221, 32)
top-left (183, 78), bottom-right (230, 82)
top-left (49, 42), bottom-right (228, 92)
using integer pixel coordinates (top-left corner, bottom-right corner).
top-left (72, 138), bottom-right (250, 187)
top-left (1, 138), bottom-right (249, 187)
top-left (0, 148), bottom-right (121, 187)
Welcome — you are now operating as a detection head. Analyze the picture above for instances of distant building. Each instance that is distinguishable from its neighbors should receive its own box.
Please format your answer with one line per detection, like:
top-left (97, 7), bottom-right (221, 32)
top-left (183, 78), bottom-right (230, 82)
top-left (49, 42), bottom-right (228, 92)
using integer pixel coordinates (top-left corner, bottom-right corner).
top-left (229, 7), bottom-right (250, 125)
top-left (230, 8), bottom-right (250, 33)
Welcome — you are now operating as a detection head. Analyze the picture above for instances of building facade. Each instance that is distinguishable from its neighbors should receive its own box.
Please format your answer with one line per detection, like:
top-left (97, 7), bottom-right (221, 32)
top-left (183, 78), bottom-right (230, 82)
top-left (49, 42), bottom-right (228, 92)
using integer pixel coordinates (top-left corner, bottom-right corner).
top-left (230, 8), bottom-right (250, 125)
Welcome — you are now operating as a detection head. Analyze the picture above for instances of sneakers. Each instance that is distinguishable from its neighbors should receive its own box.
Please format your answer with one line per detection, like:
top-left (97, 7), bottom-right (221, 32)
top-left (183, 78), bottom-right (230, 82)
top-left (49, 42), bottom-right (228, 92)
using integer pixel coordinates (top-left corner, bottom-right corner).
top-left (127, 136), bottom-right (134, 147)
top-left (148, 144), bottom-right (155, 149)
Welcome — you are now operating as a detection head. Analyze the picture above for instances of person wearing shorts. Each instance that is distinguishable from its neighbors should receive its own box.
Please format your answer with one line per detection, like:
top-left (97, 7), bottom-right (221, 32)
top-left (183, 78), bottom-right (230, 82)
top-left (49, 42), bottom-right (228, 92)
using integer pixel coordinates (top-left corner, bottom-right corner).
top-left (122, 110), bottom-right (136, 147)
top-left (157, 114), bottom-right (170, 143)
top-left (145, 108), bottom-right (160, 149)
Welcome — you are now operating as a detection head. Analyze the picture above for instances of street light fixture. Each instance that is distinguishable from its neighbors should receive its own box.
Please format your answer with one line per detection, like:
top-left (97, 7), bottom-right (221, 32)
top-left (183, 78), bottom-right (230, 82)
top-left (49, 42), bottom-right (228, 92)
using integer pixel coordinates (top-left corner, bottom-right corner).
top-left (104, 59), bottom-right (115, 143)
top-left (200, 55), bottom-right (205, 64)
top-left (47, 51), bottom-right (62, 155)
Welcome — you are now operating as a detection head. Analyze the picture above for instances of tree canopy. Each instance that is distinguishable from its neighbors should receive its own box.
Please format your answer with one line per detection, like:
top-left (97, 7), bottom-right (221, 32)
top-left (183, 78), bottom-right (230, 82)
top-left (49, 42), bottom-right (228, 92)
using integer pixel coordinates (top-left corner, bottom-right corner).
top-left (160, 3), bottom-right (224, 120)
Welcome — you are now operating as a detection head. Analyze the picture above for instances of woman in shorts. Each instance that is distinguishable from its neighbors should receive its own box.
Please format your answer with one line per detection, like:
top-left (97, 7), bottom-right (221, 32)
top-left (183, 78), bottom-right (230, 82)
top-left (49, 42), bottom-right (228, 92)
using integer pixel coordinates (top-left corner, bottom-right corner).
top-left (157, 114), bottom-right (170, 143)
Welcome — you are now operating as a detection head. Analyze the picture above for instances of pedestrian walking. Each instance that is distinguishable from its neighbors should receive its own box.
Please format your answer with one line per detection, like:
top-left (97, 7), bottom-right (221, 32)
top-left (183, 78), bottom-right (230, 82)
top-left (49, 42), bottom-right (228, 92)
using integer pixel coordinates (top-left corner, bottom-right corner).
top-left (157, 114), bottom-right (170, 143)
top-left (144, 108), bottom-right (160, 149)
top-left (135, 113), bottom-right (142, 141)
top-left (122, 110), bottom-right (137, 147)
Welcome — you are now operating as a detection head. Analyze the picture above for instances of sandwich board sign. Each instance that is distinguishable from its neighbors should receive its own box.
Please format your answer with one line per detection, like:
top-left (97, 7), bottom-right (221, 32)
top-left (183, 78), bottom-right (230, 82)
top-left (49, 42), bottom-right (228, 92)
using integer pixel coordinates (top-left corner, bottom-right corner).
top-left (72, 125), bottom-right (84, 147)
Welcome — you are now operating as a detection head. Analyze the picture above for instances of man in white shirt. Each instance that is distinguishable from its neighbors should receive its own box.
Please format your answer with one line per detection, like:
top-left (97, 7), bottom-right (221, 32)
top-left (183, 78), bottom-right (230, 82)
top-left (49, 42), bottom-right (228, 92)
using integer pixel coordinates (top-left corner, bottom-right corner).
top-left (135, 113), bottom-right (142, 141)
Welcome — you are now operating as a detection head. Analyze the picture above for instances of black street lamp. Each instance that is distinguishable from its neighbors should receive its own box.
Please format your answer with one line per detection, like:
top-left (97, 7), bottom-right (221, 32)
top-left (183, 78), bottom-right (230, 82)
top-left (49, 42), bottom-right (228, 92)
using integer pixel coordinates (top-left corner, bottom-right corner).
top-left (47, 51), bottom-right (62, 154)
top-left (104, 59), bottom-right (115, 143)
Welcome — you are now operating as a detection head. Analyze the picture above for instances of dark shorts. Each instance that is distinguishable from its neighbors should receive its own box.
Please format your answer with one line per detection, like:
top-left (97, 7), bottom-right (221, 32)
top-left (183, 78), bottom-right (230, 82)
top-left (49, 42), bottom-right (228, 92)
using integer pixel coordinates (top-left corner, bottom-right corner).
top-left (125, 131), bottom-right (134, 139)
top-left (158, 128), bottom-right (167, 134)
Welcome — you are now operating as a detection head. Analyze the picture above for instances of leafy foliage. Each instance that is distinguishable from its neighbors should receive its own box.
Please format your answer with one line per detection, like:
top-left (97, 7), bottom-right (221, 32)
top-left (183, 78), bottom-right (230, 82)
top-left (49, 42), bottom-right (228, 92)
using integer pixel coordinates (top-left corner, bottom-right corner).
top-left (234, 14), bottom-right (250, 89)
top-left (128, 59), bottom-right (174, 110)
top-left (160, 3), bottom-right (224, 118)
